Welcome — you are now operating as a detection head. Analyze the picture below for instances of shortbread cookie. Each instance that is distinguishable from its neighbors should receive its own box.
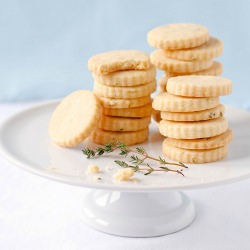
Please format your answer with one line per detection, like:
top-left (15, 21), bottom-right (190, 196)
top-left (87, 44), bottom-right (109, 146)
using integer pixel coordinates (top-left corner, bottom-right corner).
top-left (103, 103), bottom-right (152, 117)
top-left (147, 23), bottom-right (209, 50)
top-left (164, 129), bottom-right (233, 150)
top-left (159, 117), bottom-right (228, 139)
top-left (88, 50), bottom-right (151, 75)
top-left (98, 96), bottom-right (152, 109)
top-left (98, 115), bottom-right (151, 131)
top-left (161, 104), bottom-right (225, 121)
top-left (151, 50), bottom-right (213, 73)
top-left (165, 37), bottom-right (223, 61)
top-left (158, 75), bottom-right (168, 92)
top-left (152, 109), bottom-right (161, 123)
top-left (89, 128), bottom-right (149, 146)
top-left (94, 80), bottom-right (156, 99)
top-left (162, 141), bottom-right (228, 163)
top-left (152, 92), bottom-right (219, 112)
top-left (92, 65), bottom-right (156, 86)
top-left (166, 61), bottom-right (223, 77)
top-left (167, 75), bottom-right (232, 97)
top-left (49, 90), bottom-right (101, 147)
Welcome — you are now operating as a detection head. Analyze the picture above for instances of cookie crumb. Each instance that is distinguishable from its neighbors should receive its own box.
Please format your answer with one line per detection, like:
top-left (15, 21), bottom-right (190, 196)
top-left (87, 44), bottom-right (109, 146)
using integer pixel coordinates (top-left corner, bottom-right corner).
top-left (87, 164), bottom-right (100, 174)
top-left (113, 168), bottom-right (134, 181)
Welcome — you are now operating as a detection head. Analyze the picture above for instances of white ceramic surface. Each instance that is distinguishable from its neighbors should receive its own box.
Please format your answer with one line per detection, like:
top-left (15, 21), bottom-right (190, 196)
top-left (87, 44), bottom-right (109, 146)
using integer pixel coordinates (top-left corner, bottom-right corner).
top-left (82, 190), bottom-right (195, 237)
top-left (0, 101), bottom-right (250, 192)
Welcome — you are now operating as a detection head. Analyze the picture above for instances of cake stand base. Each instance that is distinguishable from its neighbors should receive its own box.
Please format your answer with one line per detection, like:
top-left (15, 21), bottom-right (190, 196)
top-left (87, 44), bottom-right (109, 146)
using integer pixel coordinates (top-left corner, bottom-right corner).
top-left (82, 190), bottom-right (195, 237)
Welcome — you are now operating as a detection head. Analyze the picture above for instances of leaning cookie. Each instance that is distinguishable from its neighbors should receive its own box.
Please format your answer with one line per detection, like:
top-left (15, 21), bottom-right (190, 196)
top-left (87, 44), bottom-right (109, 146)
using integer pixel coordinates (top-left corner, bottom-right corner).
top-left (49, 90), bottom-right (101, 147)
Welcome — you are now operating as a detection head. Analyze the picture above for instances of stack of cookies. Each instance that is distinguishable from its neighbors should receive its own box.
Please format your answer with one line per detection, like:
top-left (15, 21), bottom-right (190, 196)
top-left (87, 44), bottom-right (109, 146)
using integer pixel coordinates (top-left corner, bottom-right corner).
top-left (147, 23), bottom-right (224, 93)
top-left (153, 75), bottom-right (233, 163)
top-left (88, 50), bottom-right (156, 146)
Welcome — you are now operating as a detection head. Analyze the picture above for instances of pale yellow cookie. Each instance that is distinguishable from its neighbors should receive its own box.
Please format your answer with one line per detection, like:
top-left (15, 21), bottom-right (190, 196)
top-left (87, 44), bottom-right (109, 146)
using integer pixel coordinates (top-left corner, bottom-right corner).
top-left (161, 104), bottom-right (225, 121)
top-left (162, 141), bottom-right (228, 163)
top-left (165, 37), bottom-right (223, 61)
top-left (92, 65), bottom-right (156, 86)
top-left (98, 96), bottom-right (152, 109)
top-left (167, 75), bottom-right (232, 97)
top-left (164, 129), bottom-right (233, 150)
top-left (49, 90), bottom-right (101, 147)
top-left (94, 80), bottom-right (156, 99)
top-left (89, 128), bottom-right (149, 146)
top-left (147, 23), bottom-right (209, 50)
top-left (88, 50), bottom-right (151, 75)
top-left (98, 115), bottom-right (151, 131)
top-left (158, 75), bottom-right (168, 92)
top-left (152, 92), bottom-right (220, 112)
top-left (103, 103), bottom-right (152, 117)
top-left (166, 61), bottom-right (223, 77)
top-left (159, 117), bottom-right (228, 139)
top-left (151, 50), bottom-right (213, 73)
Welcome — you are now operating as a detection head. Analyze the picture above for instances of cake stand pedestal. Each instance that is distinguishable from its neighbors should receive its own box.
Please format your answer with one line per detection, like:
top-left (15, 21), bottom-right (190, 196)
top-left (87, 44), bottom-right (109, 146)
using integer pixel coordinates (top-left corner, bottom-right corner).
top-left (82, 190), bottom-right (195, 237)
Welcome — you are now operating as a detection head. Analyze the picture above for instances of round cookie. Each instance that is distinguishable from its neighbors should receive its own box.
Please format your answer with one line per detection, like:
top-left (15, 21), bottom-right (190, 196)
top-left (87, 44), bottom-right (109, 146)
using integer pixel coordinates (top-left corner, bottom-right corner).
top-left (165, 37), bottom-right (223, 61)
top-left (98, 115), bottom-right (151, 131)
top-left (147, 23), bottom-right (209, 50)
top-left (92, 65), bottom-right (156, 86)
top-left (49, 90), bottom-right (101, 147)
top-left (103, 103), bottom-right (152, 117)
top-left (152, 92), bottom-right (220, 112)
top-left (161, 104), bottom-right (225, 121)
top-left (94, 80), bottom-right (156, 99)
top-left (164, 129), bottom-right (233, 150)
top-left (166, 61), bottom-right (223, 77)
top-left (150, 50), bottom-right (213, 73)
top-left (159, 117), bottom-right (228, 139)
top-left (88, 50), bottom-right (151, 75)
top-left (89, 128), bottom-right (149, 146)
top-left (98, 96), bottom-right (152, 109)
top-left (162, 141), bottom-right (228, 164)
top-left (167, 75), bottom-right (232, 97)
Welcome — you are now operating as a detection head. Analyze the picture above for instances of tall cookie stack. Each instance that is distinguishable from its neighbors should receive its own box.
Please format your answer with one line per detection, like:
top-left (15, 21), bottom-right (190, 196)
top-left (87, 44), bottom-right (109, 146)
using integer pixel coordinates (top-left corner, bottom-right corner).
top-left (153, 75), bottom-right (233, 163)
top-left (88, 50), bottom-right (156, 146)
top-left (147, 23), bottom-right (224, 93)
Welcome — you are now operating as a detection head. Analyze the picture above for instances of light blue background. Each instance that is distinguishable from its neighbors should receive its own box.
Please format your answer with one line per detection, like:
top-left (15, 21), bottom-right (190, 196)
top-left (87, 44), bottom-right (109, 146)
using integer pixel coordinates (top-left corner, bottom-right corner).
top-left (1, 0), bottom-right (250, 110)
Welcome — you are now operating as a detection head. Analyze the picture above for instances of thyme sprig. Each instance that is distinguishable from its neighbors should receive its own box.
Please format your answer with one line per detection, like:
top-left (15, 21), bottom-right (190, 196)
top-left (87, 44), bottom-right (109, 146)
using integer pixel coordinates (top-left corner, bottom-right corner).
top-left (114, 160), bottom-right (184, 176)
top-left (82, 141), bottom-right (187, 176)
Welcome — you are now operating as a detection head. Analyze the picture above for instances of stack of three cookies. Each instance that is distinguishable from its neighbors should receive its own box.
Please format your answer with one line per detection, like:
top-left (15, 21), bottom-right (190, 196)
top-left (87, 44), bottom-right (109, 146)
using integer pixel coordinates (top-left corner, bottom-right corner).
top-left (153, 75), bottom-right (233, 163)
top-left (88, 50), bottom-right (156, 146)
top-left (147, 23), bottom-right (224, 93)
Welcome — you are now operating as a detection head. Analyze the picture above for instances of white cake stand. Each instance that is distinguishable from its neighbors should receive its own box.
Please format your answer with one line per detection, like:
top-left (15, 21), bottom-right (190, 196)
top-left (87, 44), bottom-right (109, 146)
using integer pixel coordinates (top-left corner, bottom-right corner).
top-left (0, 101), bottom-right (249, 237)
